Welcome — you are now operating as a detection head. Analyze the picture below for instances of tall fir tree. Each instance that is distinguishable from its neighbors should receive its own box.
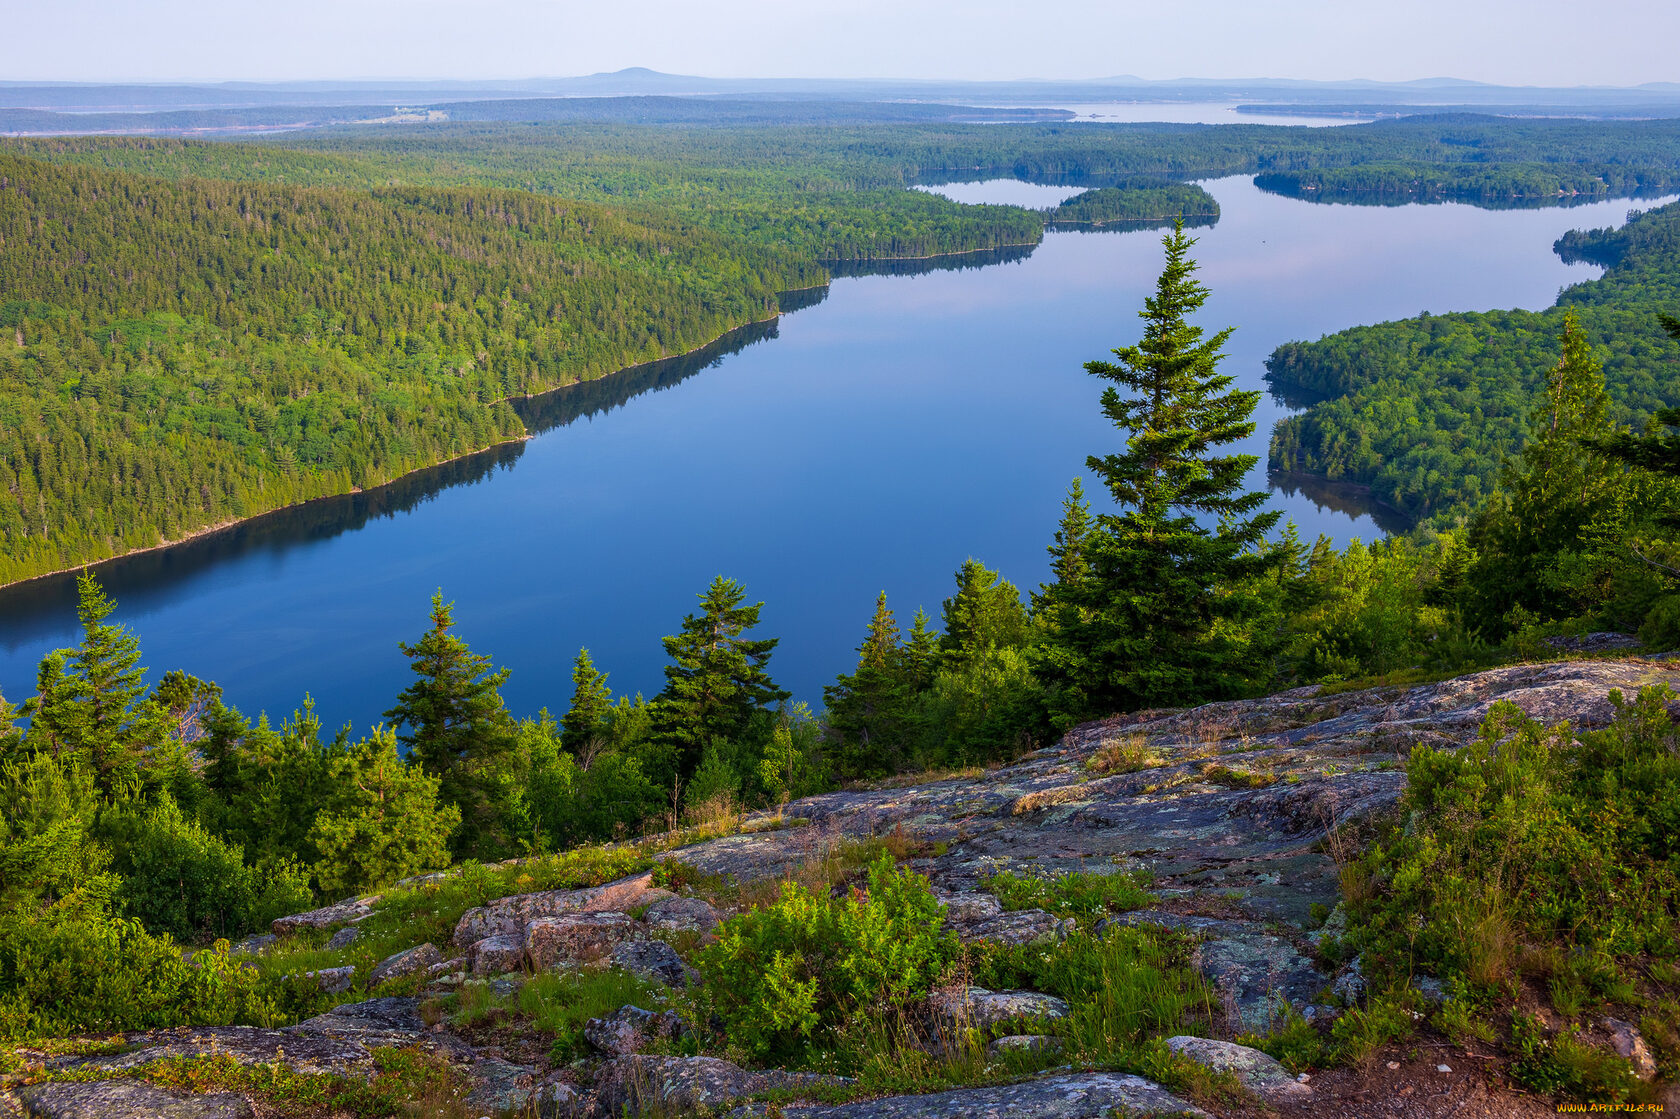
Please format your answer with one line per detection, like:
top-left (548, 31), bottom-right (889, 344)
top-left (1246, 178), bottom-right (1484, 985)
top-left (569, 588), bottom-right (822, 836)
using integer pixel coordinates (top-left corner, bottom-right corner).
top-left (1467, 313), bottom-right (1631, 630)
top-left (1045, 222), bottom-right (1281, 719)
top-left (824, 592), bottom-right (910, 778)
top-left (1032, 479), bottom-right (1097, 719)
top-left (901, 608), bottom-right (941, 694)
top-left (654, 576), bottom-right (789, 783)
top-left (561, 648), bottom-right (614, 758)
top-left (384, 591), bottom-right (514, 858)
top-left (28, 572), bottom-right (166, 794)
top-left (939, 559), bottom-right (1029, 668)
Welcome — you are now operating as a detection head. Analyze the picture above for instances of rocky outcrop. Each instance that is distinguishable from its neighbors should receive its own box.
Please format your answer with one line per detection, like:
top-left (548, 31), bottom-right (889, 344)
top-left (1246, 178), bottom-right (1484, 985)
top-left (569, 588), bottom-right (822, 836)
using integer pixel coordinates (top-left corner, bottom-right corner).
top-left (14, 1080), bottom-right (254, 1119)
top-left (592, 1055), bottom-right (841, 1117)
top-left (270, 894), bottom-right (380, 935)
top-left (656, 659), bottom-right (1678, 1028)
top-left (55, 1026), bottom-right (375, 1079)
top-left (755, 1072), bottom-right (1208, 1118)
top-left (452, 872), bottom-right (659, 948)
top-left (288, 996), bottom-right (431, 1050)
top-left (611, 939), bottom-right (699, 988)
top-left (1165, 1035), bottom-right (1312, 1103)
top-left (369, 942), bottom-right (442, 984)
top-left (928, 987), bottom-right (1070, 1032)
top-left (525, 911), bottom-right (641, 968)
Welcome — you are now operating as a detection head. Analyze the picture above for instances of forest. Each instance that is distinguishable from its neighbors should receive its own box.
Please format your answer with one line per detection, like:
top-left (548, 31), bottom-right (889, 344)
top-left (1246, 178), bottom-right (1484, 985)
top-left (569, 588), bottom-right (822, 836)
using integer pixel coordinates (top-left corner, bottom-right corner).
top-left (2, 212), bottom-right (1677, 1108)
top-left (4, 113), bottom-right (1680, 583)
top-left (1268, 197), bottom-right (1680, 523)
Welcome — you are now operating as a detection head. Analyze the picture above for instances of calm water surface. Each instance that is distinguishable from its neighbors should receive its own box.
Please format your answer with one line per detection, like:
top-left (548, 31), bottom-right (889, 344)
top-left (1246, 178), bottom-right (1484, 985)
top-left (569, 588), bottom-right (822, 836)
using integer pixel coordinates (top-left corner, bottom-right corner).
top-left (0, 179), bottom-right (1666, 732)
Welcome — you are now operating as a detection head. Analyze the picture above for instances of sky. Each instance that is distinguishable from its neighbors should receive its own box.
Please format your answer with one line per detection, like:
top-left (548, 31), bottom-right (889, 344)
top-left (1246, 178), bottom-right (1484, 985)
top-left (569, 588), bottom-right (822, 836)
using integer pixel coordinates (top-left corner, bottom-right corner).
top-left (5, 0), bottom-right (1677, 87)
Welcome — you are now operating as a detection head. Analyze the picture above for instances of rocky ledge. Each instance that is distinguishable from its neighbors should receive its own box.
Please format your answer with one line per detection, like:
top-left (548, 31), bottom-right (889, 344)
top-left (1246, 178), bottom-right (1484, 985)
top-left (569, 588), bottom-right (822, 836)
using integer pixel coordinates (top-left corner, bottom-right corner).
top-left (8, 658), bottom-right (1671, 1119)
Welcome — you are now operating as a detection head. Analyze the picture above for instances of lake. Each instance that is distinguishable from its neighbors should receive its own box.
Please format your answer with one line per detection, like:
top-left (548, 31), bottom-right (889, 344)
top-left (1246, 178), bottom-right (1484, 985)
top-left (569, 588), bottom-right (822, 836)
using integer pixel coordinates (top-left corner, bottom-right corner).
top-left (0, 178), bottom-right (1666, 735)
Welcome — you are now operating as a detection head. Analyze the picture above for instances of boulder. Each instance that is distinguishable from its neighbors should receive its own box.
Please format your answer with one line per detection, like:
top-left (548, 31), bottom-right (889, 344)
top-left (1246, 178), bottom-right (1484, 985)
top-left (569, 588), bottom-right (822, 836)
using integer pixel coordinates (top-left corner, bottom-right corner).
top-left (289, 997), bottom-right (430, 1050)
top-left (936, 891), bottom-right (1004, 928)
top-left (592, 1056), bottom-right (841, 1117)
top-left (525, 911), bottom-right (640, 969)
top-left (229, 933), bottom-right (276, 955)
top-left (536, 1076), bottom-right (584, 1119)
top-left (987, 1034), bottom-right (1064, 1057)
top-left (640, 895), bottom-right (721, 935)
top-left (301, 965), bottom-right (356, 993)
top-left (326, 926), bottom-right (361, 950)
top-left (768, 1072), bottom-right (1206, 1118)
top-left (452, 871), bottom-right (659, 948)
top-left (1606, 1018), bottom-right (1659, 1081)
top-left (463, 1057), bottom-right (537, 1114)
top-left (610, 940), bottom-right (698, 989)
top-left (271, 895), bottom-right (380, 935)
top-left (583, 1004), bottom-right (684, 1056)
top-left (928, 987), bottom-right (1069, 1031)
top-left (15, 1080), bottom-right (254, 1119)
top-left (1164, 1036), bottom-right (1312, 1103)
top-left (469, 932), bottom-right (525, 976)
top-left (369, 942), bottom-right (442, 984)
top-left (960, 909), bottom-right (1067, 947)
top-left (62, 1025), bottom-right (374, 1079)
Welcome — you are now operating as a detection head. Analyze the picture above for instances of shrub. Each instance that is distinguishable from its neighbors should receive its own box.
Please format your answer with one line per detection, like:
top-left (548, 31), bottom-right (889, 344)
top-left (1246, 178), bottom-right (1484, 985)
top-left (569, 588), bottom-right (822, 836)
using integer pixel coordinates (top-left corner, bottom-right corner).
top-left (985, 868), bottom-right (1155, 921)
top-left (695, 854), bottom-right (956, 1063)
top-left (99, 793), bottom-right (261, 942)
top-left (973, 925), bottom-right (1215, 1057)
top-left (0, 906), bottom-right (280, 1038)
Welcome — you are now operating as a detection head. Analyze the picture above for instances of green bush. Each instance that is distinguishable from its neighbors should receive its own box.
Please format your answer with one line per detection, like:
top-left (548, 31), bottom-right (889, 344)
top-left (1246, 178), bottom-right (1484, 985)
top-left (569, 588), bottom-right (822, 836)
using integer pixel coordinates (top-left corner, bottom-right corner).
top-left (0, 906), bottom-right (280, 1038)
top-left (1351, 690), bottom-right (1680, 989)
top-left (971, 925), bottom-right (1216, 1069)
top-left (985, 869), bottom-right (1154, 922)
top-left (695, 854), bottom-right (957, 1063)
top-left (99, 794), bottom-right (263, 942)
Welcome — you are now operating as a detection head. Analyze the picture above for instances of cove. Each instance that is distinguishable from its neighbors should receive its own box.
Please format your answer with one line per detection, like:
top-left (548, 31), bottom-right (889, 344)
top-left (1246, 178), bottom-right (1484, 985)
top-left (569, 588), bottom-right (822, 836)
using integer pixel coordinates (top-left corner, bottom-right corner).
top-left (0, 178), bottom-right (1667, 734)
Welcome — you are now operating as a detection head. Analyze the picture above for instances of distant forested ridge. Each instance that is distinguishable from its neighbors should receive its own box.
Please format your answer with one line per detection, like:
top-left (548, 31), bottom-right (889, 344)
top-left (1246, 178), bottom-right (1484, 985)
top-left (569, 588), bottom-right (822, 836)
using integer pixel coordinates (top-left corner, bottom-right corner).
top-left (1268, 199), bottom-right (1680, 523)
top-left (9, 112), bottom-right (1680, 582)
top-left (0, 150), bottom-right (812, 584)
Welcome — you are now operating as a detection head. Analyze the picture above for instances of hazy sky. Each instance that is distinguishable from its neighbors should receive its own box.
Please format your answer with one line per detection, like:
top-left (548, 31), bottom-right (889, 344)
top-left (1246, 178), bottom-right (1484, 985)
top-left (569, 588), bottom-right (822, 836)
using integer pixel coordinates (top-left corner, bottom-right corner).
top-left (7, 0), bottom-right (1678, 87)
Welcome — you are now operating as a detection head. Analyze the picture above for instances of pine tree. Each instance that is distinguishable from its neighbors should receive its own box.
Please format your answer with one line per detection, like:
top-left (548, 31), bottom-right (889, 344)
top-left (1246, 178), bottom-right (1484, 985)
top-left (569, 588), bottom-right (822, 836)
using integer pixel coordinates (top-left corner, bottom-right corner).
top-left (901, 609), bottom-right (941, 693)
top-left (561, 648), bottom-right (613, 758)
top-left (1032, 479), bottom-right (1097, 720)
top-left (654, 576), bottom-right (789, 782)
top-left (1467, 313), bottom-right (1630, 630)
top-left (1048, 222), bottom-right (1282, 717)
top-left (28, 572), bottom-right (166, 794)
top-left (824, 592), bottom-right (910, 778)
top-left (308, 727), bottom-right (459, 897)
top-left (939, 560), bottom-right (1028, 669)
top-left (384, 591), bottom-right (513, 857)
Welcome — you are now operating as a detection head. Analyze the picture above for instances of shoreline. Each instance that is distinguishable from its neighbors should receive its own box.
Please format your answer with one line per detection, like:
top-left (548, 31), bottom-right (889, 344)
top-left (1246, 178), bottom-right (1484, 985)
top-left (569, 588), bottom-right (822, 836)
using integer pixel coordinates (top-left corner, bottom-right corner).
top-left (0, 308), bottom-right (798, 594)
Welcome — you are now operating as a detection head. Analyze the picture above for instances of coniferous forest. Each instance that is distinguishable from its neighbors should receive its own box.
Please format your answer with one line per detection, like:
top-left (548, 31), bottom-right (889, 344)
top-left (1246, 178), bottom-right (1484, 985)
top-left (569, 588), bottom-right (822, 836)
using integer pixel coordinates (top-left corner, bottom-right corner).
top-left (1, 103), bottom-right (1679, 1111)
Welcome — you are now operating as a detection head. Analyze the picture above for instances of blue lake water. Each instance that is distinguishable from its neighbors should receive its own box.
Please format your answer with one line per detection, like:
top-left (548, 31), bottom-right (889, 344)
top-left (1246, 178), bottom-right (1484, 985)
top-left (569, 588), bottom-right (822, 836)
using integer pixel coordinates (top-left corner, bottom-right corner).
top-left (0, 178), bottom-right (1667, 735)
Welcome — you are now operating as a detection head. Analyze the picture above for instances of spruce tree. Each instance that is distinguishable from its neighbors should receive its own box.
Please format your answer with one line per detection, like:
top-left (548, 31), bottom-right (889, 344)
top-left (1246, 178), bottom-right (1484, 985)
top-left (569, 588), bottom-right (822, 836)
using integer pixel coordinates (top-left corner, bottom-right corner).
top-left (1032, 480), bottom-right (1097, 720)
top-left (1049, 222), bottom-right (1281, 717)
top-left (384, 591), bottom-right (513, 857)
top-left (901, 609), bottom-right (941, 693)
top-left (561, 648), bottom-right (613, 758)
top-left (28, 572), bottom-right (165, 794)
top-left (1467, 313), bottom-right (1630, 630)
top-left (654, 576), bottom-right (789, 782)
top-left (824, 592), bottom-right (910, 778)
top-left (939, 560), bottom-right (1029, 669)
